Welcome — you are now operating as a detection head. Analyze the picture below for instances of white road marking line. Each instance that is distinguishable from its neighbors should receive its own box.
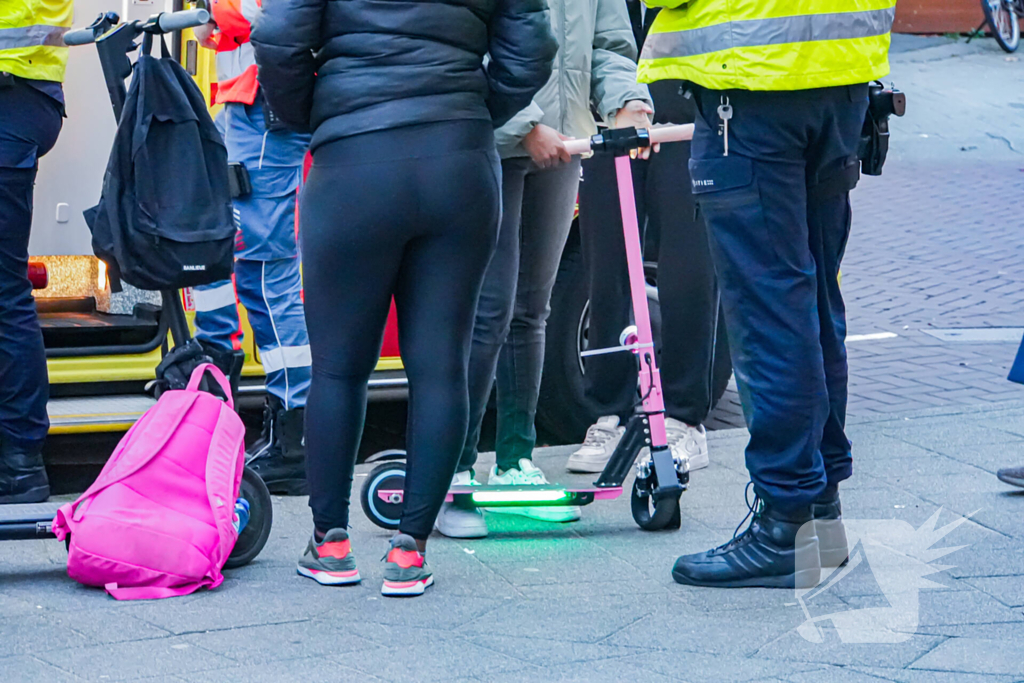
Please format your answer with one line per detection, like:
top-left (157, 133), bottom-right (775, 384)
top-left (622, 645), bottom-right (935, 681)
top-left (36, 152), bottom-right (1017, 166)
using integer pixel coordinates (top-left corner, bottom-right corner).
top-left (847, 332), bottom-right (899, 343)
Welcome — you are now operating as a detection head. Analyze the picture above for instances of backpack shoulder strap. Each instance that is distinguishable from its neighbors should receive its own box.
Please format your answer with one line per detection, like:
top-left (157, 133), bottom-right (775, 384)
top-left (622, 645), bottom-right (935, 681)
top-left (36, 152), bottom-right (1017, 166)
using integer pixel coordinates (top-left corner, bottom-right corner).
top-left (202, 402), bottom-right (247, 575)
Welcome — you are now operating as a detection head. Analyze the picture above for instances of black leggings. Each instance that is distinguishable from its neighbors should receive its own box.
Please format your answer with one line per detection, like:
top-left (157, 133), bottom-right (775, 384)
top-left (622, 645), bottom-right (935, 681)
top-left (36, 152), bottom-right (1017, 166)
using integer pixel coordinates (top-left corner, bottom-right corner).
top-left (301, 121), bottom-right (501, 540)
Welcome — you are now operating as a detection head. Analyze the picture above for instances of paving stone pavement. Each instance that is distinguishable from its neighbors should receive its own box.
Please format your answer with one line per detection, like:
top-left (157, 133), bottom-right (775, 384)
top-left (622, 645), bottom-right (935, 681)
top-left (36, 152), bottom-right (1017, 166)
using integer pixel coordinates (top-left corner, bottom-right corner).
top-left (705, 34), bottom-right (1024, 430)
top-left (3, 403), bottom-right (1024, 682)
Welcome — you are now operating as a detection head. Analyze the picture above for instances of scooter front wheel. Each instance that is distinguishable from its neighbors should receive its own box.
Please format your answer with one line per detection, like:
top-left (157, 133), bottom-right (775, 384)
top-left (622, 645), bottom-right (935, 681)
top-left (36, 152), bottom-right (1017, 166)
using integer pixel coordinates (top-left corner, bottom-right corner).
top-left (360, 461), bottom-right (407, 530)
top-left (631, 475), bottom-right (681, 531)
top-left (226, 466), bottom-right (274, 569)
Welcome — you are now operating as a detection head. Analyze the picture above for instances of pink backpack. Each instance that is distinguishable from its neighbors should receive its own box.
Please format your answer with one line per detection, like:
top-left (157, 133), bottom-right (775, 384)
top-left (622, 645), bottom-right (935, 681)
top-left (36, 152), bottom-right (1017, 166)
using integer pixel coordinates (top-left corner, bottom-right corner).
top-left (53, 364), bottom-right (246, 600)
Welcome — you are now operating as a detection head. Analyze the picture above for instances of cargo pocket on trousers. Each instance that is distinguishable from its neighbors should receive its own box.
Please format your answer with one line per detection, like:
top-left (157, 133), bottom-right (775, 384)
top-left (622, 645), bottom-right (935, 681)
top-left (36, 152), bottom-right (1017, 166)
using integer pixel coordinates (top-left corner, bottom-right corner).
top-left (689, 155), bottom-right (778, 275)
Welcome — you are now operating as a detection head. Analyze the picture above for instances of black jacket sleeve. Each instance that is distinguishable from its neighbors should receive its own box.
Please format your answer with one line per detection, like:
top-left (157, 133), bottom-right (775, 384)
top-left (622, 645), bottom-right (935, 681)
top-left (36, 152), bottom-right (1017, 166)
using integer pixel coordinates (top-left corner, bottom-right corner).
top-left (249, 0), bottom-right (326, 133)
top-left (486, 0), bottom-right (558, 129)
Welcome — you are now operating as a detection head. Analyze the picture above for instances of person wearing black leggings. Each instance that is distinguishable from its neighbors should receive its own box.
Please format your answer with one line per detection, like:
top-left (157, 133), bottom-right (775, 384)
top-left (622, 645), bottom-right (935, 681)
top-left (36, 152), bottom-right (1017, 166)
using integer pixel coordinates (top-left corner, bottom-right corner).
top-left (252, 0), bottom-right (556, 597)
top-left (301, 123), bottom-right (500, 548)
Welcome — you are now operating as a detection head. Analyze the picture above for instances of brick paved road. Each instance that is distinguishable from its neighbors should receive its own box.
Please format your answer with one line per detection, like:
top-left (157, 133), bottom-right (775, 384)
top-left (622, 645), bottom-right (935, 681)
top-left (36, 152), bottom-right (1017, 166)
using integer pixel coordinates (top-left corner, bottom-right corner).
top-left (707, 35), bottom-right (1024, 429)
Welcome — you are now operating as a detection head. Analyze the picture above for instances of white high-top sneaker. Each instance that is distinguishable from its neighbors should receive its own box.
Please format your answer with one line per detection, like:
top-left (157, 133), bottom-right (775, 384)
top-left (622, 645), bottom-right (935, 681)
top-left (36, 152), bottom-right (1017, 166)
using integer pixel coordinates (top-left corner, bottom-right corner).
top-left (665, 418), bottom-right (709, 471)
top-left (433, 470), bottom-right (488, 538)
top-left (566, 416), bottom-right (625, 473)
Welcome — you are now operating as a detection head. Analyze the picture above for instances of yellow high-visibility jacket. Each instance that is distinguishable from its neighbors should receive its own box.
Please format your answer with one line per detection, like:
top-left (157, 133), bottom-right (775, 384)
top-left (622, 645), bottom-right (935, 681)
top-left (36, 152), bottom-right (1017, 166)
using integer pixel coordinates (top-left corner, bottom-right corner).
top-left (637, 0), bottom-right (896, 91)
top-left (0, 0), bottom-right (73, 82)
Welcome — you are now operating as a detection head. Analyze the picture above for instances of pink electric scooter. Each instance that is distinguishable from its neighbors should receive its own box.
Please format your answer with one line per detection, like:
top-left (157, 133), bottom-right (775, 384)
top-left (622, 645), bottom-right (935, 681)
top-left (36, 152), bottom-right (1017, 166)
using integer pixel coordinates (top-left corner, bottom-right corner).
top-left (360, 124), bottom-right (695, 532)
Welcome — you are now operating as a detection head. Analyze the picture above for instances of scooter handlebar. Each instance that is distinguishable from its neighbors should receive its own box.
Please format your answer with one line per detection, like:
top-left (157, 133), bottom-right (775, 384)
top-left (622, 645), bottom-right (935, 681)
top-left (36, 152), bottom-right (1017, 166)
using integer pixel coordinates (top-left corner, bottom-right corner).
top-left (63, 27), bottom-right (99, 46)
top-left (562, 123), bottom-right (694, 157)
top-left (64, 8), bottom-right (211, 46)
top-left (155, 8), bottom-right (211, 33)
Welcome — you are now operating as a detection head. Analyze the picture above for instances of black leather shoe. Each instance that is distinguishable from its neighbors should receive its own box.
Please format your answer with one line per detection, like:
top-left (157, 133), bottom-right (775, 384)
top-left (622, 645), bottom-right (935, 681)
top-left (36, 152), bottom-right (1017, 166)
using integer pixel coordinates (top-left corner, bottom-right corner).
top-left (247, 396), bottom-right (307, 495)
top-left (0, 441), bottom-right (50, 504)
top-left (672, 489), bottom-right (820, 589)
top-left (813, 485), bottom-right (849, 569)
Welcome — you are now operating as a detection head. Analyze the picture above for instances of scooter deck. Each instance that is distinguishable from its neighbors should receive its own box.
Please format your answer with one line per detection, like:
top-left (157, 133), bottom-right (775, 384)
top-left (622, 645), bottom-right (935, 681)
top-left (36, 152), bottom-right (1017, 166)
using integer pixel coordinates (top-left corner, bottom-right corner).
top-left (0, 502), bottom-right (62, 540)
top-left (376, 485), bottom-right (623, 508)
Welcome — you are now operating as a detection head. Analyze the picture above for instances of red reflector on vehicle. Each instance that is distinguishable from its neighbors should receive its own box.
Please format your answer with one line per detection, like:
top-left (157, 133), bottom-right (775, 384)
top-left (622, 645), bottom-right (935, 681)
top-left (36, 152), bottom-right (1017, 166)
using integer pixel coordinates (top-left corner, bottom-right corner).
top-left (28, 262), bottom-right (48, 290)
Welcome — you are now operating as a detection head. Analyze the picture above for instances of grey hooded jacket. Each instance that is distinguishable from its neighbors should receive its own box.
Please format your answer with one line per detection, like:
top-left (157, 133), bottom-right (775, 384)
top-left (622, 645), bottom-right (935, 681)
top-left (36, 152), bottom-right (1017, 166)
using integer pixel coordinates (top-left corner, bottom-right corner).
top-left (494, 0), bottom-right (652, 158)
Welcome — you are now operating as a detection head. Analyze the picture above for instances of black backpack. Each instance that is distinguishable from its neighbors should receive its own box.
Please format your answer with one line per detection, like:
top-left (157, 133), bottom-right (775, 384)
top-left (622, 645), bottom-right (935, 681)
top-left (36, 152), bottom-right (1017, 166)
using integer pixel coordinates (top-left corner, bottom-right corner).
top-left (85, 35), bottom-right (235, 292)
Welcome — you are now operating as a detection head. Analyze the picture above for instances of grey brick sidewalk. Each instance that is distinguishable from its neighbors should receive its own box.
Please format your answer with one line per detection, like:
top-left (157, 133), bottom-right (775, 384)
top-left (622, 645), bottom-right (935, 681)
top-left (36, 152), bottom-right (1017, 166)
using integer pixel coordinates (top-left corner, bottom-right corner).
top-left (843, 154), bottom-right (1024, 418)
top-left (3, 403), bottom-right (1023, 682)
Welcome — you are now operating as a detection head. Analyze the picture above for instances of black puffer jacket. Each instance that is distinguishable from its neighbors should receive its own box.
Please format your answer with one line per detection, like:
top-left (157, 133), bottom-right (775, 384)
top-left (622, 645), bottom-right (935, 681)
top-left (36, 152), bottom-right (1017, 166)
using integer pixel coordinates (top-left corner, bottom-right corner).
top-left (251, 0), bottom-right (558, 150)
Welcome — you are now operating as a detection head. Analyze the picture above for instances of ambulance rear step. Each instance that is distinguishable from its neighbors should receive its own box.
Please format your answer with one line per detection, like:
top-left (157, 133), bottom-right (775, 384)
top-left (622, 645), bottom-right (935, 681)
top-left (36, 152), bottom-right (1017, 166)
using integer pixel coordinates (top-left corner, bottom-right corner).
top-left (47, 395), bottom-right (157, 434)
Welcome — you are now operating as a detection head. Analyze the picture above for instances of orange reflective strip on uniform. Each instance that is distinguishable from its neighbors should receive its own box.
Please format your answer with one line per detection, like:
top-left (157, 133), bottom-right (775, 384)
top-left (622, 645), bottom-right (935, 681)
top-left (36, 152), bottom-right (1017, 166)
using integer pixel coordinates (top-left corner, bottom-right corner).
top-left (214, 60), bottom-right (259, 105)
top-left (211, 0), bottom-right (261, 104)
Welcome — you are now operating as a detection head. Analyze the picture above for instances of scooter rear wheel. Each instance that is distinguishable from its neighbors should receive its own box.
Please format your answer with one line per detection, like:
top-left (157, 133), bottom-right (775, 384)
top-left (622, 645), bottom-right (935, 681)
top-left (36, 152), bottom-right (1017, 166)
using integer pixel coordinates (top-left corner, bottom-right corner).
top-left (361, 461), bottom-right (407, 530)
top-left (631, 475), bottom-right (681, 531)
top-left (225, 466), bottom-right (274, 569)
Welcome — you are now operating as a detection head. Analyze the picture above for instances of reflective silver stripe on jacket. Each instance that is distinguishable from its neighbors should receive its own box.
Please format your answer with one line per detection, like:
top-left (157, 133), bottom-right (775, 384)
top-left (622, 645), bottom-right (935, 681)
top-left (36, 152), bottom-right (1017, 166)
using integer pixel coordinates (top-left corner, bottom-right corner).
top-left (215, 41), bottom-right (256, 82)
top-left (0, 24), bottom-right (69, 50)
top-left (641, 7), bottom-right (896, 61)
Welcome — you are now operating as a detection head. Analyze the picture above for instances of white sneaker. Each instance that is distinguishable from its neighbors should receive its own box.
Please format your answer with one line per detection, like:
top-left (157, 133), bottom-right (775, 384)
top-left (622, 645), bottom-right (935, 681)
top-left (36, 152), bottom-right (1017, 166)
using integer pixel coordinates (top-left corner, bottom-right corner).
top-left (566, 416), bottom-right (625, 473)
top-left (486, 458), bottom-right (581, 523)
top-left (665, 418), bottom-right (709, 471)
top-left (434, 471), bottom-right (488, 538)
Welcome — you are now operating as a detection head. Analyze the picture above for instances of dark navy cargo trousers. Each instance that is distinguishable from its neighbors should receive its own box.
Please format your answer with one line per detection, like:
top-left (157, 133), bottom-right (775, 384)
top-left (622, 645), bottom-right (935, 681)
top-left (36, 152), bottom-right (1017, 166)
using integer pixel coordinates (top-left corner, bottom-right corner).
top-left (0, 80), bottom-right (63, 452)
top-left (688, 84), bottom-right (868, 511)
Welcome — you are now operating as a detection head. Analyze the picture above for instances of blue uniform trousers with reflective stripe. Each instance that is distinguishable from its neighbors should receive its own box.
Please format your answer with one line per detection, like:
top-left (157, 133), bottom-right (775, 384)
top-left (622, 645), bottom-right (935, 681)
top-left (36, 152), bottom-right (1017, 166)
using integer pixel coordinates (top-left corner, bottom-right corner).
top-left (688, 84), bottom-right (868, 511)
top-left (0, 81), bottom-right (62, 450)
top-left (195, 100), bottom-right (311, 409)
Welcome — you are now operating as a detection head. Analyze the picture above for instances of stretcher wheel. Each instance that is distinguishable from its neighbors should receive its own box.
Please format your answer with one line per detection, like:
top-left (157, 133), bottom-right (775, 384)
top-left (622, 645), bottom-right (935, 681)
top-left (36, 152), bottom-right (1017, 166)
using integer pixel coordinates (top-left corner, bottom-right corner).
top-left (225, 466), bottom-right (274, 569)
top-left (630, 474), bottom-right (681, 531)
top-left (361, 461), bottom-right (406, 530)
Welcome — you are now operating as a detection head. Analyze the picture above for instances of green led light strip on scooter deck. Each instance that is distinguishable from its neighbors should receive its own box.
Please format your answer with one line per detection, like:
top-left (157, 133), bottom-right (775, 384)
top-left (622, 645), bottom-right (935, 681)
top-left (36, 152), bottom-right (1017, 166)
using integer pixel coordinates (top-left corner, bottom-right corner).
top-left (449, 485), bottom-right (622, 507)
top-left (375, 485), bottom-right (623, 508)
top-left (470, 488), bottom-right (573, 505)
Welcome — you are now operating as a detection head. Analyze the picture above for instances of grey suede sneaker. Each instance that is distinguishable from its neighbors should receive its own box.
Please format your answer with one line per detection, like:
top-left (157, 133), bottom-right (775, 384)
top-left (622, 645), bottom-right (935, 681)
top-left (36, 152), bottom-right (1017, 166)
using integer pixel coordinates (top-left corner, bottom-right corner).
top-left (296, 528), bottom-right (361, 585)
top-left (381, 533), bottom-right (433, 597)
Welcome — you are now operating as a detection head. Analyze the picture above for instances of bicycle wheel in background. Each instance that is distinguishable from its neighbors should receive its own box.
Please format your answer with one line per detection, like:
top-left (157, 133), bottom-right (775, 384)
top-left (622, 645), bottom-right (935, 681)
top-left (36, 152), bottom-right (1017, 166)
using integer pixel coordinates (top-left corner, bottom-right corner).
top-left (983, 0), bottom-right (1020, 53)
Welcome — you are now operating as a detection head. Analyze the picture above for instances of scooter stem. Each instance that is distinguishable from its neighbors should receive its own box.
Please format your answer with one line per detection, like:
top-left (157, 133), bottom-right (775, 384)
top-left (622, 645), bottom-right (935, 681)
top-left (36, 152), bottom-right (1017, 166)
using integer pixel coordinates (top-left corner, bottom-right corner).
top-left (613, 155), bottom-right (668, 449)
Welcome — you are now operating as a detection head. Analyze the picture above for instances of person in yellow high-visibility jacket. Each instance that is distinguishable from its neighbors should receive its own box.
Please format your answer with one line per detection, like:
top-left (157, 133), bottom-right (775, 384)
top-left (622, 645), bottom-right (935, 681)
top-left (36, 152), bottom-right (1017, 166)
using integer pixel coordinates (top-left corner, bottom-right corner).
top-left (637, 1), bottom-right (896, 589)
top-left (0, 0), bottom-right (72, 504)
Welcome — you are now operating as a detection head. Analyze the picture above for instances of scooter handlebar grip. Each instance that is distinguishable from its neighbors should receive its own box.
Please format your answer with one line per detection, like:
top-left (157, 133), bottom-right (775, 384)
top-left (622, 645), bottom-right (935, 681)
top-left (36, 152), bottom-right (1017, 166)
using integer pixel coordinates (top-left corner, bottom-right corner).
top-left (156, 8), bottom-right (211, 33)
top-left (649, 123), bottom-right (694, 145)
top-left (63, 28), bottom-right (98, 46)
top-left (562, 124), bottom-right (695, 157)
top-left (562, 138), bottom-right (593, 156)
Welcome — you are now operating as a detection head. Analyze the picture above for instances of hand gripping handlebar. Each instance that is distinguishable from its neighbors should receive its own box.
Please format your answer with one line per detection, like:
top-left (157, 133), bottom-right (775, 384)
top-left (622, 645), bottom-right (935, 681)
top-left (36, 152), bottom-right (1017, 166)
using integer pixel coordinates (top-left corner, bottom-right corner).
top-left (64, 9), bottom-right (211, 46)
top-left (562, 123), bottom-right (694, 157)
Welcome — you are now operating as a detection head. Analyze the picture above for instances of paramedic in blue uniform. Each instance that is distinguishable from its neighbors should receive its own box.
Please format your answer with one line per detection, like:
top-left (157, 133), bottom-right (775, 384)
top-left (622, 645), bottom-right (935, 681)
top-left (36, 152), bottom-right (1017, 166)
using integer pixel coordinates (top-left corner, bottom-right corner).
top-left (0, 0), bottom-right (74, 504)
top-left (191, 0), bottom-right (313, 496)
